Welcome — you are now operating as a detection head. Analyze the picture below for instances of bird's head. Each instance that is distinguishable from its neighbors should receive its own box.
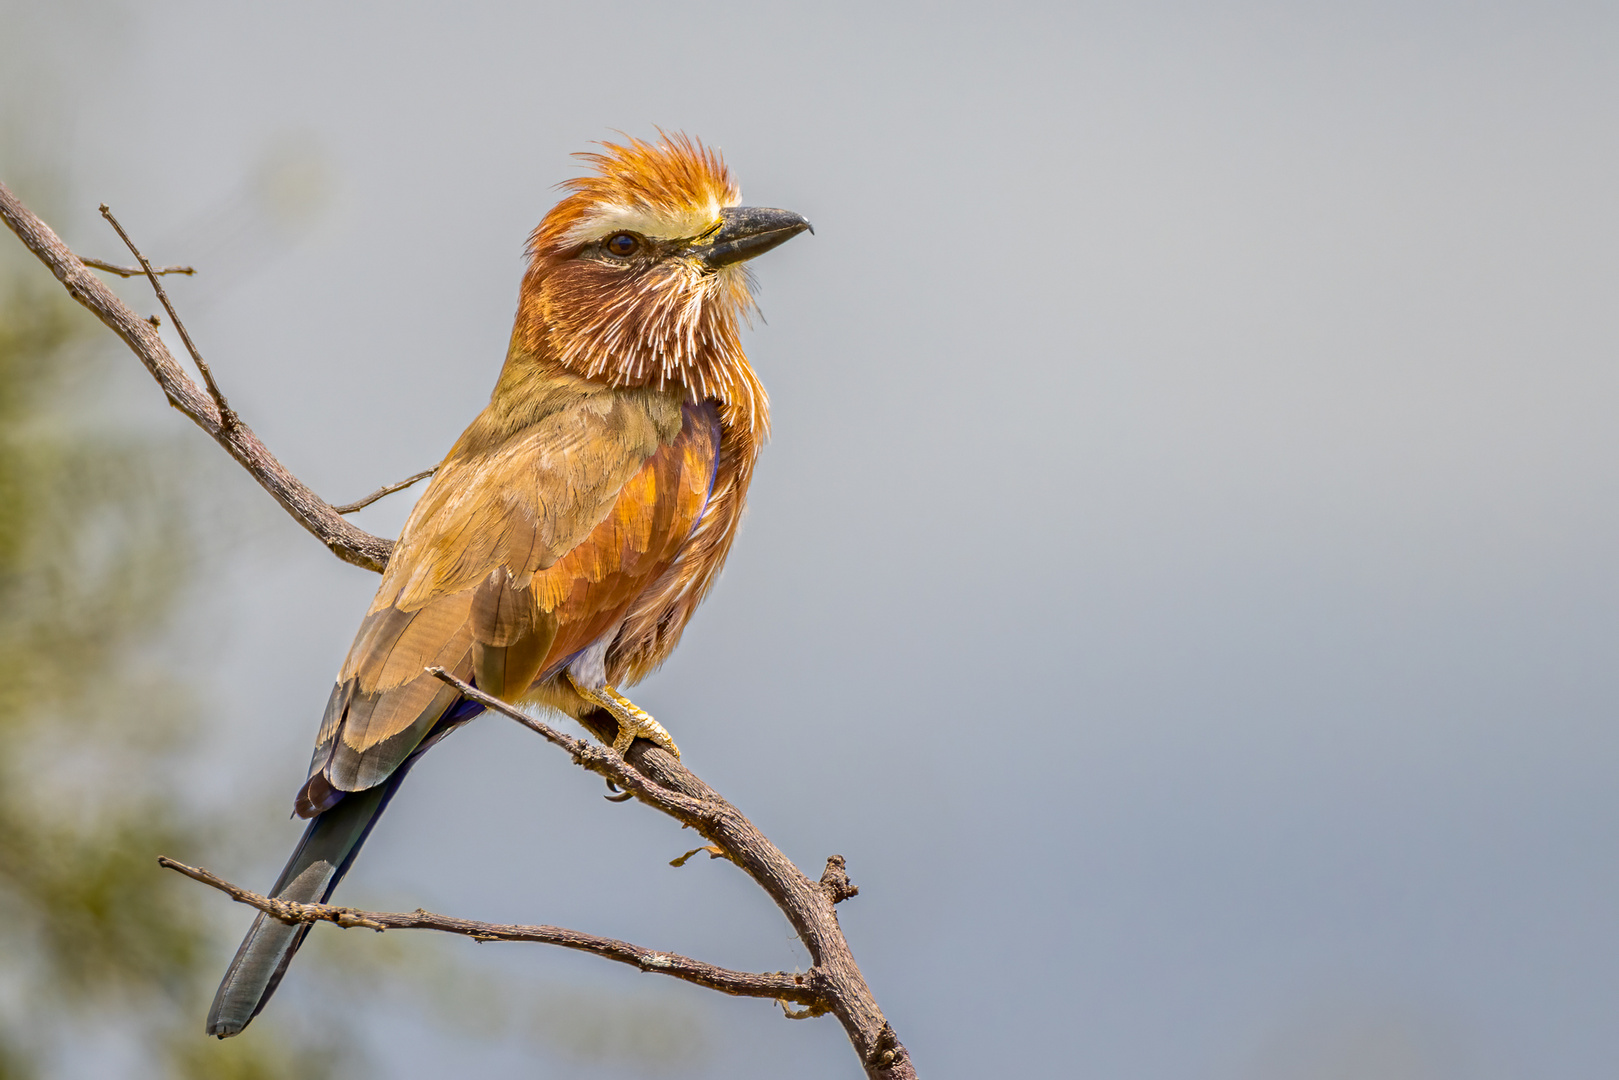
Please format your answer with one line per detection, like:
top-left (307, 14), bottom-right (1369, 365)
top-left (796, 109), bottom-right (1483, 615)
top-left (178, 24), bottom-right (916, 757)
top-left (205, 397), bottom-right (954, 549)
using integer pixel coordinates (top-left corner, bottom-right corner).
top-left (512, 133), bottom-right (809, 426)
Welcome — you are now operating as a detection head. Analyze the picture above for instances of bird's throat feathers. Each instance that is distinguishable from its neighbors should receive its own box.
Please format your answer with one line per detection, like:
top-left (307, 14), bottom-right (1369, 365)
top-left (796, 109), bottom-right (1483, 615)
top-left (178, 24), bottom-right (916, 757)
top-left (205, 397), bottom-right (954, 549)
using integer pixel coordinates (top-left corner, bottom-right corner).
top-left (502, 134), bottom-right (769, 440)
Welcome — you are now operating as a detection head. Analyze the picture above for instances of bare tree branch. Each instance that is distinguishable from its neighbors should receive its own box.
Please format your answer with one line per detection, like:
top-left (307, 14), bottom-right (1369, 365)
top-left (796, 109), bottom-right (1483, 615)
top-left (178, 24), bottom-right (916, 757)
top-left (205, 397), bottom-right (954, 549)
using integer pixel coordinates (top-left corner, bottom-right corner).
top-left (0, 184), bottom-right (916, 1079)
top-left (430, 670), bottom-right (914, 1077)
top-left (332, 466), bottom-right (437, 514)
top-left (79, 256), bottom-right (196, 277)
top-left (0, 181), bottom-right (394, 572)
top-left (157, 857), bottom-right (825, 1006)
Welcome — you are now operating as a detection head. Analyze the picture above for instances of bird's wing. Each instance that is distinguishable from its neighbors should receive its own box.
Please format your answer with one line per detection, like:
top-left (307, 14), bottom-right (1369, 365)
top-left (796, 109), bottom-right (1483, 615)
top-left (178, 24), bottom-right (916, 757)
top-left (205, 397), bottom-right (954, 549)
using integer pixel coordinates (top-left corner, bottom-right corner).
top-left (299, 392), bottom-right (721, 811)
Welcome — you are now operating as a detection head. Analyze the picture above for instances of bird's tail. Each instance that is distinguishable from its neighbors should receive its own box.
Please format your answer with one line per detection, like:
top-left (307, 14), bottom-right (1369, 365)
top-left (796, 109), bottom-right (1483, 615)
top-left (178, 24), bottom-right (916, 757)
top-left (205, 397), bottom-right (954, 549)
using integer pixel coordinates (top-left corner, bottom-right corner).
top-left (204, 771), bottom-right (406, 1038)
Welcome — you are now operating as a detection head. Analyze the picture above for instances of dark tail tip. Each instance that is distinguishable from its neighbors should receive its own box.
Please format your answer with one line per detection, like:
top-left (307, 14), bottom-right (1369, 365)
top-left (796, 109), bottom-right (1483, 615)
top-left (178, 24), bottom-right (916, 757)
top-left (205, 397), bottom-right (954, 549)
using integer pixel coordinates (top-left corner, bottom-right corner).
top-left (205, 912), bottom-right (310, 1037)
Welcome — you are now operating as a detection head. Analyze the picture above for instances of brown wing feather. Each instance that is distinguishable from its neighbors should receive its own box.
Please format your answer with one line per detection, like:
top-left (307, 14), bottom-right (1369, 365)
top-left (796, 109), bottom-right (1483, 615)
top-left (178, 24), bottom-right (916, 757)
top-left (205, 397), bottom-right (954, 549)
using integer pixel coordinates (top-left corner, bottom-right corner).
top-left (529, 406), bottom-right (719, 671)
top-left (381, 387), bottom-right (681, 612)
top-left (298, 388), bottom-right (718, 815)
top-left (470, 567), bottom-right (558, 701)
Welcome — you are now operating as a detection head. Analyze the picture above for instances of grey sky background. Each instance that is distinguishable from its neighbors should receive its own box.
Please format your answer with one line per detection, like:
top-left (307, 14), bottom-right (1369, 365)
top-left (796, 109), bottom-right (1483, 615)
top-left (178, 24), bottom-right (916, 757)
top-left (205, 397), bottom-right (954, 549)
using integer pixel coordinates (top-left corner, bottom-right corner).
top-left (7, 0), bottom-right (1618, 1076)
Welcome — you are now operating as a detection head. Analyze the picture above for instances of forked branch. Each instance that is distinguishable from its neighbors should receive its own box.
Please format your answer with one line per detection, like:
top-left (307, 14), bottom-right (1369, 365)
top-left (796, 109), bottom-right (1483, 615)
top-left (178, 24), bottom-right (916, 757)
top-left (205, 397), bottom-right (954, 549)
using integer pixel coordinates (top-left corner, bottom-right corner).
top-left (157, 857), bottom-right (824, 1006)
top-left (0, 183), bottom-right (915, 1080)
top-left (420, 671), bottom-right (906, 1069)
top-left (0, 181), bottom-right (393, 572)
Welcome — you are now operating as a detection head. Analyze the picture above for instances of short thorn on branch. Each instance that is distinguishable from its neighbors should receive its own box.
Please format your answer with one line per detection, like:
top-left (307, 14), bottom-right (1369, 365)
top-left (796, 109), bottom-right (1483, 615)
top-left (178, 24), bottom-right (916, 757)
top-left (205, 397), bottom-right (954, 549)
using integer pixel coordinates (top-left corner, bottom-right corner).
top-left (866, 1024), bottom-right (905, 1072)
top-left (820, 855), bottom-right (860, 904)
top-left (98, 203), bottom-right (239, 433)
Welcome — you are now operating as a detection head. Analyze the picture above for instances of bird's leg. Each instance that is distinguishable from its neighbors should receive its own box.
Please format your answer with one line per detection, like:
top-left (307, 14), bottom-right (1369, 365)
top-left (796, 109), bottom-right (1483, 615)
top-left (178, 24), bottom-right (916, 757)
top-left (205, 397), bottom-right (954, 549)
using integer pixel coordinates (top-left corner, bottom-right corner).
top-left (565, 673), bottom-right (681, 759)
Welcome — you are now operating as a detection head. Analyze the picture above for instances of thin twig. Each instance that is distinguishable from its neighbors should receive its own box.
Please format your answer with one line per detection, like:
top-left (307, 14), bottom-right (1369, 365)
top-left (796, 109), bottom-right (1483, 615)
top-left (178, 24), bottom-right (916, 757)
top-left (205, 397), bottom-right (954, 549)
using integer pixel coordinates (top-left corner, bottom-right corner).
top-left (98, 204), bottom-right (238, 432)
top-left (333, 467), bottom-right (437, 514)
top-left (157, 857), bottom-right (825, 1006)
top-left (426, 668), bottom-right (714, 824)
top-left (79, 256), bottom-right (196, 277)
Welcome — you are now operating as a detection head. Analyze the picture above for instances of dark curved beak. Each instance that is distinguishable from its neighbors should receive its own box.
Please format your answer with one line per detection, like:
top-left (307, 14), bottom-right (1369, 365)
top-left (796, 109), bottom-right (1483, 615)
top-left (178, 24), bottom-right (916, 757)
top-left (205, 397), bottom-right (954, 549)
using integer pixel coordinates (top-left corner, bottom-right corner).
top-left (696, 207), bottom-right (812, 269)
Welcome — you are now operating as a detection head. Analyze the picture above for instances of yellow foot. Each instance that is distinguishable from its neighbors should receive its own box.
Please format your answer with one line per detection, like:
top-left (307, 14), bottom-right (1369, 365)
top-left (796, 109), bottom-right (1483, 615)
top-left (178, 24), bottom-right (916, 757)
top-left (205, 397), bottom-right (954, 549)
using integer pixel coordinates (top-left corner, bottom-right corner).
top-left (566, 675), bottom-right (681, 758)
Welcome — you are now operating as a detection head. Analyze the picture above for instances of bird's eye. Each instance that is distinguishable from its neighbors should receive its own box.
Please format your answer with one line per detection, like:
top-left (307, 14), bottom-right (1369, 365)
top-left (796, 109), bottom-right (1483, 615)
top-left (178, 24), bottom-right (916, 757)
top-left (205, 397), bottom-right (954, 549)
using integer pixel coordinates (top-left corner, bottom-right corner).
top-left (605, 233), bottom-right (640, 257)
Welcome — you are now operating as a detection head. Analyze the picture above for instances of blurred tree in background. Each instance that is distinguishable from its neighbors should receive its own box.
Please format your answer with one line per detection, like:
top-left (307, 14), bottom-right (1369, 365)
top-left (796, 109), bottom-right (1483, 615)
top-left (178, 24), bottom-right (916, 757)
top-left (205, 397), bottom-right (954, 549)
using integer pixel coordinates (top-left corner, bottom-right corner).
top-left (0, 241), bottom-right (348, 1079)
top-left (0, 176), bottom-right (709, 1080)
top-left (0, 13), bottom-right (709, 1070)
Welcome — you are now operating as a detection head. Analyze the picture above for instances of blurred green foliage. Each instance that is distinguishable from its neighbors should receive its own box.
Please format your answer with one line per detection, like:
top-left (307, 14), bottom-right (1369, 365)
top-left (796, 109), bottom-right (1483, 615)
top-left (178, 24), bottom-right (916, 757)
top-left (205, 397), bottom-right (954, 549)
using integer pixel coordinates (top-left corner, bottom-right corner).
top-left (0, 256), bottom-right (347, 1079)
top-left (0, 9), bottom-right (716, 1071)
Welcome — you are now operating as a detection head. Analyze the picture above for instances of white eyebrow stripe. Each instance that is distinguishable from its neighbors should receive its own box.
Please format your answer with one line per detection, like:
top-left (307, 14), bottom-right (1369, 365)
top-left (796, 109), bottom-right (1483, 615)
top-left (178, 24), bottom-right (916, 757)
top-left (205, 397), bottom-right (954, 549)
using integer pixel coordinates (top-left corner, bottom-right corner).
top-left (561, 200), bottom-right (729, 245)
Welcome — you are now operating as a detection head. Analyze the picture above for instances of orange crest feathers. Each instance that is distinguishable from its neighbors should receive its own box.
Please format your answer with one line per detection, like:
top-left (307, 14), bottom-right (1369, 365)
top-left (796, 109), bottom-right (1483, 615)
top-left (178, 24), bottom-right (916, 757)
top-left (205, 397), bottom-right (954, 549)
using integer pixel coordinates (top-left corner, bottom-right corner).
top-left (531, 133), bottom-right (742, 256)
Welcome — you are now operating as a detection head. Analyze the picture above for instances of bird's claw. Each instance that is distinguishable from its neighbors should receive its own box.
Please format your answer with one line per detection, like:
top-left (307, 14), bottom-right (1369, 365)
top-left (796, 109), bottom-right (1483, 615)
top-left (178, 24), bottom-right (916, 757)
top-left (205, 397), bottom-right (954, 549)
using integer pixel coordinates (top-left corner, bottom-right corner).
top-left (601, 686), bottom-right (679, 758)
top-left (567, 675), bottom-right (681, 758)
